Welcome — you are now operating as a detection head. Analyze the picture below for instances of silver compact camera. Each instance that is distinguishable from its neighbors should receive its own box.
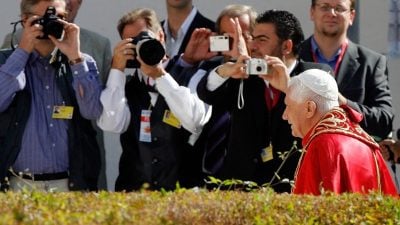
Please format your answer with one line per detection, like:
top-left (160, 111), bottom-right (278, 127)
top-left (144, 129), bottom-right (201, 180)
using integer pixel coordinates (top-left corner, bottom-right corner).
top-left (209, 35), bottom-right (232, 52)
top-left (246, 58), bottom-right (268, 75)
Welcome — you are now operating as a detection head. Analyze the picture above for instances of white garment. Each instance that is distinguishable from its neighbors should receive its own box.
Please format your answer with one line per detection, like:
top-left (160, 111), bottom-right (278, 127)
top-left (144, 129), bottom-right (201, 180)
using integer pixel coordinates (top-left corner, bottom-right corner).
top-left (97, 67), bottom-right (211, 145)
top-left (9, 177), bottom-right (69, 192)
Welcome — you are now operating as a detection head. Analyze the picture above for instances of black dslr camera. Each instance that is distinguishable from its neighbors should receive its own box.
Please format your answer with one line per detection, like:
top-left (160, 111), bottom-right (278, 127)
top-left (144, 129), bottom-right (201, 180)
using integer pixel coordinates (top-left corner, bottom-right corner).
top-left (32, 6), bottom-right (64, 39)
top-left (126, 31), bottom-right (166, 68)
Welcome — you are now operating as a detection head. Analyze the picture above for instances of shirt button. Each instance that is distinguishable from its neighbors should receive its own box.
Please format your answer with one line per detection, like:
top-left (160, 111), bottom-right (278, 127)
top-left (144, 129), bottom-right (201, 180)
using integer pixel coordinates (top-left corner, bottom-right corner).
top-left (152, 137), bottom-right (158, 142)
top-left (45, 66), bottom-right (48, 70)
top-left (49, 123), bottom-right (54, 128)
top-left (47, 105), bottom-right (51, 109)
top-left (45, 85), bottom-right (50, 90)
top-left (253, 158), bottom-right (258, 163)
top-left (74, 71), bottom-right (79, 75)
top-left (152, 158), bottom-right (159, 164)
top-left (52, 143), bottom-right (56, 147)
top-left (153, 181), bottom-right (158, 185)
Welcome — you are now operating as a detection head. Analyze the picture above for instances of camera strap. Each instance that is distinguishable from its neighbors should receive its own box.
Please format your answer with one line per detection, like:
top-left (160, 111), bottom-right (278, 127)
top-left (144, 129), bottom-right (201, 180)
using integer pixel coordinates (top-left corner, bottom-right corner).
top-left (10, 20), bottom-right (22, 50)
top-left (237, 79), bottom-right (244, 109)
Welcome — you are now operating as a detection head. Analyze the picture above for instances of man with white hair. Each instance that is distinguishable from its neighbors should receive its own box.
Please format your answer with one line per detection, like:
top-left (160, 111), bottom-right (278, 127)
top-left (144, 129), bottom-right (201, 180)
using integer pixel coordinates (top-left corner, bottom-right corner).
top-left (267, 68), bottom-right (397, 195)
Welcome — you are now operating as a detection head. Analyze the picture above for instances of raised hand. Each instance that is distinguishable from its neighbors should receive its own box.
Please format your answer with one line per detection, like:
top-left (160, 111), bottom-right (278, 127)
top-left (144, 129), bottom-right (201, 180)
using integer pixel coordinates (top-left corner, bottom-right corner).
top-left (48, 20), bottom-right (82, 61)
top-left (182, 28), bottom-right (217, 65)
top-left (260, 56), bottom-right (290, 93)
top-left (110, 38), bottom-right (135, 71)
top-left (19, 16), bottom-right (43, 53)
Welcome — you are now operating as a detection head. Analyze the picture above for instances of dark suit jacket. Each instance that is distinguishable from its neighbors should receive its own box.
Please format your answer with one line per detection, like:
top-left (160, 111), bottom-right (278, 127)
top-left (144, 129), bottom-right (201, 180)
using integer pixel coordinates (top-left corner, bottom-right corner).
top-left (299, 37), bottom-right (394, 140)
top-left (197, 60), bottom-right (331, 193)
top-left (162, 10), bottom-right (215, 57)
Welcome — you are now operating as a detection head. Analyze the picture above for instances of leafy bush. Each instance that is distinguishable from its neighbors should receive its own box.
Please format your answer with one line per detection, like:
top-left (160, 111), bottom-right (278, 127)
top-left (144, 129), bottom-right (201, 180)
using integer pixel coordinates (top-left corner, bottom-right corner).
top-left (0, 188), bottom-right (398, 225)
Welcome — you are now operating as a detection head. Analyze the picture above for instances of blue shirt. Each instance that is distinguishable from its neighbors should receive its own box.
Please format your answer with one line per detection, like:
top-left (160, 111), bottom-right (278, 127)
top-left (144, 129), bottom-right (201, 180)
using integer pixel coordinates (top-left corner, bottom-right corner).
top-left (0, 48), bottom-right (102, 174)
top-left (311, 36), bottom-right (342, 71)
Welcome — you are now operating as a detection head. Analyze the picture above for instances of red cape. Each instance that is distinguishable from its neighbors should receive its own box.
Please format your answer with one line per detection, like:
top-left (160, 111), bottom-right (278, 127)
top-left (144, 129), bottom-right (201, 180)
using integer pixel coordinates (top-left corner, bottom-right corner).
top-left (293, 106), bottom-right (398, 196)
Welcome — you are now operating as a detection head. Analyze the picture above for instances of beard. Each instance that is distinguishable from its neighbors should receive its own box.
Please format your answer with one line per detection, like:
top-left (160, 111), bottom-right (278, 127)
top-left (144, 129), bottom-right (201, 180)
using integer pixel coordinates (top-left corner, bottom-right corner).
top-left (319, 25), bottom-right (344, 38)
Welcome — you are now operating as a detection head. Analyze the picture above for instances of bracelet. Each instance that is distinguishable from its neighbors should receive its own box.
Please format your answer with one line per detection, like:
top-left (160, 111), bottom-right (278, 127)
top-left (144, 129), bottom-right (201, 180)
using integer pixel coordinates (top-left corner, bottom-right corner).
top-left (69, 57), bottom-right (84, 65)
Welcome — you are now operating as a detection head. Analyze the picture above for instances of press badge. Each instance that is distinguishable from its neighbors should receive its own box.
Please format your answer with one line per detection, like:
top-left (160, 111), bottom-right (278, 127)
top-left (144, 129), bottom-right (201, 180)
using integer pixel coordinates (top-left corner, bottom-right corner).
top-left (139, 109), bottom-right (152, 142)
top-left (52, 106), bottom-right (74, 119)
top-left (162, 110), bottom-right (181, 129)
top-left (261, 144), bottom-right (274, 162)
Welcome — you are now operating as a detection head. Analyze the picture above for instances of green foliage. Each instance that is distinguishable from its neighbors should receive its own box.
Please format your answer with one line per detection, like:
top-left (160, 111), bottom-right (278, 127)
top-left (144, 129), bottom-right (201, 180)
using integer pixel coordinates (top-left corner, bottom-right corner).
top-left (0, 189), bottom-right (398, 225)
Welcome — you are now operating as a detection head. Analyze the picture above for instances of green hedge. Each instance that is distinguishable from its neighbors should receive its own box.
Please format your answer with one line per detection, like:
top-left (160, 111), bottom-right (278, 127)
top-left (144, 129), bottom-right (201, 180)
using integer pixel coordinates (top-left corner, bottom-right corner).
top-left (0, 189), bottom-right (399, 225)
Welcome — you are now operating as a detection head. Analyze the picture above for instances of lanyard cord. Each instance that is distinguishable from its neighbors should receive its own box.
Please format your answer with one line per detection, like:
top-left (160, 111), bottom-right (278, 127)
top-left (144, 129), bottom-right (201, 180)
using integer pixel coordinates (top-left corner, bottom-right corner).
top-left (237, 79), bottom-right (244, 109)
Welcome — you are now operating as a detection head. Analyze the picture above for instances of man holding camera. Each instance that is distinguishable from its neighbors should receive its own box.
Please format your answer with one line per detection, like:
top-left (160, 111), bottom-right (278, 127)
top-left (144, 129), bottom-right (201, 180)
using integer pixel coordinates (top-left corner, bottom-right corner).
top-left (0, 0), bottom-right (102, 191)
top-left (197, 10), bottom-right (330, 192)
top-left (97, 8), bottom-right (211, 191)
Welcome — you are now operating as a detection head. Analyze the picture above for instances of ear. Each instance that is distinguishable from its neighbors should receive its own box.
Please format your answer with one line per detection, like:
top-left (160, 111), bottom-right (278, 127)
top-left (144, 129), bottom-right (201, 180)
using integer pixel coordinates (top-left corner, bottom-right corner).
top-left (281, 39), bottom-right (293, 55)
top-left (21, 14), bottom-right (29, 28)
top-left (310, 6), bottom-right (315, 22)
top-left (305, 100), bottom-right (317, 118)
top-left (158, 30), bottom-right (165, 44)
top-left (348, 10), bottom-right (356, 26)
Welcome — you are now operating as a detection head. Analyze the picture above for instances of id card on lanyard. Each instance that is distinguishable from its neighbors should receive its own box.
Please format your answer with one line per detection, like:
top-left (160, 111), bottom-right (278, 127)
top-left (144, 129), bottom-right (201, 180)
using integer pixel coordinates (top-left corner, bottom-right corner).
top-left (139, 109), bottom-right (152, 142)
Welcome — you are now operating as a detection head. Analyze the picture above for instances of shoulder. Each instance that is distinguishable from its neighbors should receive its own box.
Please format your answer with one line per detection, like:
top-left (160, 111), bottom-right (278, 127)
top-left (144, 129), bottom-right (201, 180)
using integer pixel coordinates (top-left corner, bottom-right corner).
top-left (193, 11), bottom-right (215, 29)
top-left (80, 28), bottom-right (110, 44)
top-left (296, 60), bottom-right (332, 74)
top-left (348, 42), bottom-right (385, 63)
top-left (0, 48), bottom-right (15, 64)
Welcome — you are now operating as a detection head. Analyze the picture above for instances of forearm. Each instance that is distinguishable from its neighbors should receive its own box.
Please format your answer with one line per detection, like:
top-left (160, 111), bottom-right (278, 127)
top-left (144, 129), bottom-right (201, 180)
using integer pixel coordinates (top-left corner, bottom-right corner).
top-left (156, 72), bottom-right (210, 134)
top-left (71, 55), bottom-right (103, 119)
top-left (96, 69), bottom-right (131, 133)
top-left (0, 48), bottom-right (28, 111)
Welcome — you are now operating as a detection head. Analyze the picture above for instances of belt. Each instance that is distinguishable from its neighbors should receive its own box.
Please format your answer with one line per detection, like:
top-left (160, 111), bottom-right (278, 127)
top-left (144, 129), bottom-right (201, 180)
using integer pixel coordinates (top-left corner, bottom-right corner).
top-left (17, 171), bottom-right (69, 181)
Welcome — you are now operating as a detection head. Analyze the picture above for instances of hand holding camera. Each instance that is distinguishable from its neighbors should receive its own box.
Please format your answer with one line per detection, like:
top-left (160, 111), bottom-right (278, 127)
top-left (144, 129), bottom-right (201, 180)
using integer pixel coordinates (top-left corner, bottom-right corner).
top-left (125, 31), bottom-right (165, 69)
top-left (32, 6), bottom-right (64, 39)
top-left (259, 56), bottom-right (290, 93)
top-left (245, 58), bottom-right (268, 75)
top-left (182, 28), bottom-right (216, 65)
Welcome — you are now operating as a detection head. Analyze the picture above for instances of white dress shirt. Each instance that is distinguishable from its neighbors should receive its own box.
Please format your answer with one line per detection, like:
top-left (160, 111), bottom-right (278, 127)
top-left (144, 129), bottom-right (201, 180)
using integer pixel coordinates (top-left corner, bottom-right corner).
top-left (97, 66), bottom-right (211, 145)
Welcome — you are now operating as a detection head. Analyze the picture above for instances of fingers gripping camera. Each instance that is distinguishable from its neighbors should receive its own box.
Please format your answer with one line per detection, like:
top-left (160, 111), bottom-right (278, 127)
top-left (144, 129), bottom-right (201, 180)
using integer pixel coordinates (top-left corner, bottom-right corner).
top-left (32, 6), bottom-right (64, 39)
top-left (126, 31), bottom-right (166, 68)
top-left (246, 58), bottom-right (268, 75)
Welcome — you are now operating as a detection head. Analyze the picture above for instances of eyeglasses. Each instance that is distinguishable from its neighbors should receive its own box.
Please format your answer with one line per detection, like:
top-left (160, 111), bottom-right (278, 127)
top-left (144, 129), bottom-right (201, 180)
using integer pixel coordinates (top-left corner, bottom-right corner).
top-left (315, 3), bottom-right (351, 15)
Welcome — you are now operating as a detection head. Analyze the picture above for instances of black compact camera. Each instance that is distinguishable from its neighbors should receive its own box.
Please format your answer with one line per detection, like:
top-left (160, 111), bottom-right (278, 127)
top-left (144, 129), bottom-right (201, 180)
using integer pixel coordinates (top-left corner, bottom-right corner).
top-left (32, 6), bottom-right (64, 39)
top-left (126, 31), bottom-right (166, 68)
top-left (126, 31), bottom-right (165, 68)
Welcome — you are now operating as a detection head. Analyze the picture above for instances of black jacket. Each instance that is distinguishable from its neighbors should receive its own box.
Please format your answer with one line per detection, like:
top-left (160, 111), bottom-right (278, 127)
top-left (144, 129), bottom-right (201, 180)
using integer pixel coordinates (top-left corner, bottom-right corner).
top-left (197, 60), bottom-right (331, 192)
top-left (299, 38), bottom-right (393, 140)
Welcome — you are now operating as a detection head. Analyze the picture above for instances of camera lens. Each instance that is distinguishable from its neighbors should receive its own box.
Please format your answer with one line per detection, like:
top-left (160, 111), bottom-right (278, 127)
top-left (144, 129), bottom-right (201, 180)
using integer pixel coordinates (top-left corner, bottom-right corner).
top-left (256, 66), bottom-right (263, 72)
top-left (138, 39), bottom-right (165, 65)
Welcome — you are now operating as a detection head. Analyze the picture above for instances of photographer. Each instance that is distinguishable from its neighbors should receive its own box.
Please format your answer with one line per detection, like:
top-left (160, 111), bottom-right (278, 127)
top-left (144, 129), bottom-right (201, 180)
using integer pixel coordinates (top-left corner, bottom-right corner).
top-left (0, 0), bottom-right (102, 192)
top-left (197, 10), bottom-right (331, 193)
top-left (96, 8), bottom-right (211, 191)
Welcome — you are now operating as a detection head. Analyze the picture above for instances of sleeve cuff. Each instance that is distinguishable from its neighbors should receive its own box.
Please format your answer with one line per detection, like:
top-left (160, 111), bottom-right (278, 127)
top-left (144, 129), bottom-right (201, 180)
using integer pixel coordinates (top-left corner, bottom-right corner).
top-left (106, 68), bottom-right (127, 88)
